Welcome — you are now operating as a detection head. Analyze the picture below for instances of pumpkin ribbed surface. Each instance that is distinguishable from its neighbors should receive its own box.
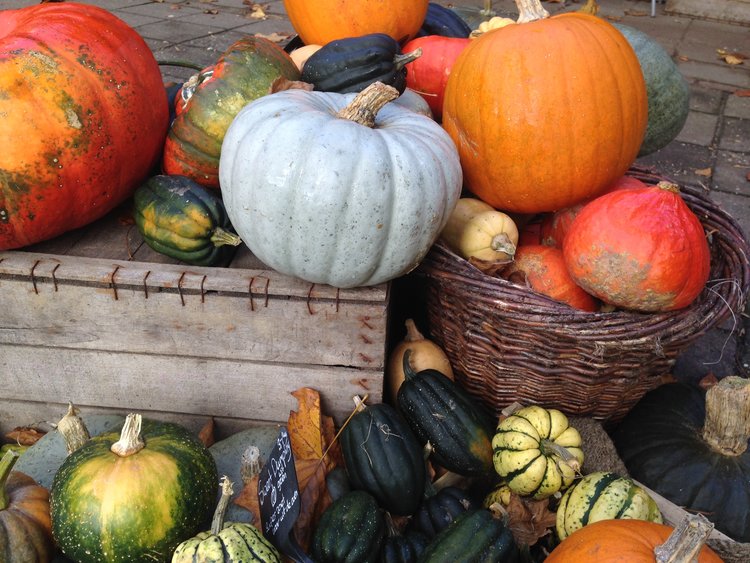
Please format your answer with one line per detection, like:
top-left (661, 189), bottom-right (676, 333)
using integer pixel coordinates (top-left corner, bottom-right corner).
top-left (443, 11), bottom-right (647, 213)
top-left (0, 2), bottom-right (168, 250)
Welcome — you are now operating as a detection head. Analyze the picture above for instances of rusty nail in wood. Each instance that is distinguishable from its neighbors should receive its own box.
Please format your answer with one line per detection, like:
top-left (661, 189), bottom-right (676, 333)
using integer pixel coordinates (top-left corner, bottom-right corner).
top-left (30, 260), bottom-right (40, 294)
top-left (110, 265), bottom-right (121, 300)
top-left (307, 283), bottom-right (316, 315)
top-left (143, 270), bottom-right (151, 299)
top-left (51, 263), bottom-right (60, 292)
top-left (178, 271), bottom-right (187, 306)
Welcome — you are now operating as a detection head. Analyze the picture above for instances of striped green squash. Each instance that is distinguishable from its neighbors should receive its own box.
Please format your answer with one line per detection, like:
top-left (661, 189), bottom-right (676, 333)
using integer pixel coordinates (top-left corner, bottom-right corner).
top-left (51, 414), bottom-right (218, 563)
top-left (172, 476), bottom-right (280, 562)
top-left (556, 471), bottom-right (662, 540)
top-left (492, 405), bottom-right (584, 500)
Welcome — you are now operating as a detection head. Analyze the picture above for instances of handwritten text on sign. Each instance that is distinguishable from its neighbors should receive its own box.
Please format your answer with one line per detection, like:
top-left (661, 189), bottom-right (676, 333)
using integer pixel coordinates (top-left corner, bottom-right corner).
top-left (258, 427), bottom-right (301, 539)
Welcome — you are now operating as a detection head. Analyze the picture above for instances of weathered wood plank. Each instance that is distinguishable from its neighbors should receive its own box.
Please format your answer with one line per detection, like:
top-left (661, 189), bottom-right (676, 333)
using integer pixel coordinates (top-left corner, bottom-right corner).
top-left (1, 344), bottom-right (381, 426)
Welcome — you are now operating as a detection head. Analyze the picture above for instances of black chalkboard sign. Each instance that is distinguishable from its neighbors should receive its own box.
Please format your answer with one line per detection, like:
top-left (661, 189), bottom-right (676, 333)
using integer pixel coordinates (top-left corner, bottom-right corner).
top-left (258, 426), bottom-right (314, 563)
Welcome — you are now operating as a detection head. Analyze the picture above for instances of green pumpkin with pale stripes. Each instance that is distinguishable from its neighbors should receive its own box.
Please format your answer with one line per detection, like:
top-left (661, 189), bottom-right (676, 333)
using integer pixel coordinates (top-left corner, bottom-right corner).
top-left (172, 476), bottom-right (280, 562)
top-left (50, 414), bottom-right (218, 563)
top-left (556, 471), bottom-right (662, 540)
top-left (492, 405), bottom-right (584, 500)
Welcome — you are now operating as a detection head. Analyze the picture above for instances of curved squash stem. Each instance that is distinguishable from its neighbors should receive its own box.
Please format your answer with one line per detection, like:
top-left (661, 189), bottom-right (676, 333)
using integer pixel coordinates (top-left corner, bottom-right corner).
top-left (241, 446), bottom-right (262, 485)
top-left (654, 513), bottom-right (714, 563)
top-left (702, 376), bottom-right (750, 456)
top-left (0, 450), bottom-right (20, 511)
top-left (211, 476), bottom-right (234, 535)
top-left (656, 181), bottom-right (681, 194)
top-left (57, 402), bottom-right (91, 455)
top-left (515, 0), bottom-right (549, 23)
top-left (111, 413), bottom-right (145, 457)
top-left (394, 48), bottom-right (422, 71)
top-left (540, 440), bottom-right (581, 473)
top-left (210, 227), bottom-right (242, 248)
top-left (156, 59), bottom-right (204, 71)
top-left (336, 82), bottom-right (399, 128)
top-left (491, 233), bottom-right (517, 257)
top-left (403, 319), bottom-right (426, 343)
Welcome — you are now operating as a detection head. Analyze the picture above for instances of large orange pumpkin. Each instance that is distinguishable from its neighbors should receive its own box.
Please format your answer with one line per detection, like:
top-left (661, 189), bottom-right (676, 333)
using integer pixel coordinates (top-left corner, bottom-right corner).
top-left (0, 2), bottom-right (168, 250)
top-left (283, 0), bottom-right (428, 46)
top-left (563, 182), bottom-right (710, 312)
top-left (546, 518), bottom-right (723, 562)
top-left (442, 0), bottom-right (647, 214)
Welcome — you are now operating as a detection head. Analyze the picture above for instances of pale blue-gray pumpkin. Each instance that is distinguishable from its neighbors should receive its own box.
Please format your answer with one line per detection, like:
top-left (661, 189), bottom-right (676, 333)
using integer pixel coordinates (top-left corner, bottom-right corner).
top-left (614, 23), bottom-right (690, 156)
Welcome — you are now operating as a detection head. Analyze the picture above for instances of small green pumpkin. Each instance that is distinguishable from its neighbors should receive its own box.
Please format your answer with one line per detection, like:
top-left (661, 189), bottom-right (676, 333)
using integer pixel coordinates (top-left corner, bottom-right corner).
top-left (341, 401), bottom-right (425, 516)
top-left (311, 490), bottom-right (386, 563)
top-left (492, 406), bottom-right (584, 500)
top-left (410, 486), bottom-right (476, 540)
top-left (133, 174), bottom-right (242, 266)
top-left (556, 471), bottom-right (662, 541)
top-left (51, 414), bottom-right (218, 563)
top-left (172, 476), bottom-right (281, 562)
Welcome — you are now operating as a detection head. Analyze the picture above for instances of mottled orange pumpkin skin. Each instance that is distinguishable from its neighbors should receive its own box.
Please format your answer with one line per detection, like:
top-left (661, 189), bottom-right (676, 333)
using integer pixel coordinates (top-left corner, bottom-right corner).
top-left (283, 0), bottom-right (428, 46)
top-left (563, 184), bottom-right (710, 312)
top-left (507, 245), bottom-right (598, 312)
top-left (546, 519), bottom-right (723, 563)
top-left (0, 3), bottom-right (168, 250)
top-left (443, 13), bottom-right (647, 214)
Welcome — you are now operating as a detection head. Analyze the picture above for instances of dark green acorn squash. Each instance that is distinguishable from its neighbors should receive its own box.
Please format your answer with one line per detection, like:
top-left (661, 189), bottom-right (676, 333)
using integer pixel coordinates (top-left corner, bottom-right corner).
top-left (311, 490), bottom-right (386, 563)
top-left (411, 486), bottom-right (477, 539)
top-left (397, 352), bottom-right (495, 476)
top-left (381, 530), bottom-right (430, 563)
top-left (611, 377), bottom-right (750, 542)
top-left (614, 23), bottom-right (690, 156)
top-left (300, 33), bottom-right (421, 94)
top-left (417, 507), bottom-right (518, 563)
top-left (133, 174), bottom-right (242, 266)
top-left (51, 414), bottom-right (218, 563)
top-left (416, 3), bottom-right (471, 38)
top-left (341, 402), bottom-right (426, 516)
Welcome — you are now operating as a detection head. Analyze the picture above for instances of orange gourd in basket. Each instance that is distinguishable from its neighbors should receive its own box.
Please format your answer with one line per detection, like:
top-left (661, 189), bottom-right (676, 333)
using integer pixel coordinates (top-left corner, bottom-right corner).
top-left (442, 0), bottom-right (647, 214)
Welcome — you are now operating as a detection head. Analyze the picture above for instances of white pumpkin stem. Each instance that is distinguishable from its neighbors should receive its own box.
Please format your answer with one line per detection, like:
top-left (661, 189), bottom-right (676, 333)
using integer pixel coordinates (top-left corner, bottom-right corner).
top-left (0, 450), bottom-right (20, 511)
top-left (110, 413), bottom-right (145, 457)
top-left (654, 513), bottom-right (714, 562)
top-left (702, 376), bottom-right (750, 456)
top-left (240, 446), bottom-right (262, 484)
top-left (515, 0), bottom-right (549, 23)
top-left (336, 82), bottom-right (399, 128)
top-left (57, 402), bottom-right (91, 455)
top-left (211, 476), bottom-right (234, 535)
top-left (210, 227), bottom-right (242, 248)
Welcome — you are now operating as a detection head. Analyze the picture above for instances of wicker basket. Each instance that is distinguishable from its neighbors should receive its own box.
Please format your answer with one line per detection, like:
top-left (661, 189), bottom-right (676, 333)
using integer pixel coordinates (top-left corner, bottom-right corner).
top-left (416, 167), bottom-right (750, 422)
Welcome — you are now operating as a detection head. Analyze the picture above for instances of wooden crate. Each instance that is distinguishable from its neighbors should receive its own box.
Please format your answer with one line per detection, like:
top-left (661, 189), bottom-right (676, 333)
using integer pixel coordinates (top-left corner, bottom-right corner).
top-left (0, 204), bottom-right (389, 438)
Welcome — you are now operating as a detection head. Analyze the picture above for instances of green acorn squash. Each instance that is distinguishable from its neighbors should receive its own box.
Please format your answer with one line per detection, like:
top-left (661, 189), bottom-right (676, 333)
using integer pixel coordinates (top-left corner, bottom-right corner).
top-left (410, 486), bottom-right (476, 539)
top-left (382, 530), bottom-right (430, 563)
top-left (311, 490), bottom-right (386, 563)
top-left (612, 377), bottom-right (750, 542)
top-left (556, 471), bottom-right (662, 540)
top-left (341, 401), bottom-right (426, 516)
top-left (163, 36), bottom-right (300, 188)
top-left (416, 3), bottom-right (472, 38)
top-left (172, 476), bottom-right (281, 562)
top-left (133, 174), bottom-right (242, 266)
top-left (613, 23), bottom-right (690, 156)
top-left (51, 414), bottom-right (218, 563)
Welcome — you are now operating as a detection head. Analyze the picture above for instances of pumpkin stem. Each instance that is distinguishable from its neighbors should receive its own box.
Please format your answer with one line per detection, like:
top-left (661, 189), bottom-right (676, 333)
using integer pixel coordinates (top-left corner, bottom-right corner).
top-left (654, 513), bottom-right (714, 562)
top-left (491, 233), bottom-right (517, 258)
top-left (336, 82), bottom-right (399, 128)
top-left (481, 0), bottom-right (495, 17)
top-left (156, 59), bottom-right (205, 71)
top-left (352, 395), bottom-right (368, 413)
top-left (211, 476), bottom-right (234, 536)
top-left (110, 413), bottom-right (145, 457)
top-left (0, 450), bottom-right (20, 511)
top-left (210, 227), bottom-right (243, 248)
top-left (702, 376), bottom-right (750, 456)
top-left (404, 318), bottom-right (426, 343)
top-left (487, 501), bottom-right (509, 521)
top-left (656, 181), bottom-right (681, 194)
top-left (515, 0), bottom-right (549, 23)
top-left (578, 0), bottom-right (600, 15)
top-left (57, 402), bottom-right (91, 455)
top-left (539, 440), bottom-right (581, 473)
top-left (393, 48), bottom-right (422, 71)
top-left (241, 446), bottom-right (262, 485)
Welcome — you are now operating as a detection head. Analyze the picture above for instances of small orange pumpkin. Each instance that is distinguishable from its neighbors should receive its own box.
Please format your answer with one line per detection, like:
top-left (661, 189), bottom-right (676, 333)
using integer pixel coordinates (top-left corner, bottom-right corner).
top-left (442, 0), bottom-right (647, 213)
top-left (283, 0), bottom-right (428, 46)
top-left (563, 181), bottom-right (710, 312)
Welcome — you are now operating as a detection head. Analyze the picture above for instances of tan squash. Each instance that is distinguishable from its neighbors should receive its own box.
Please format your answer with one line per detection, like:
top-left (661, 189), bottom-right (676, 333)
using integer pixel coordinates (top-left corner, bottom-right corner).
top-left (470, 16), bottom-right (516, 38)
top-left (289, 44), bottom-right (322, 71)
top-left (441, 198), bottom-right (518, 271)
top-left (386, 319), bottom-right (453, 405)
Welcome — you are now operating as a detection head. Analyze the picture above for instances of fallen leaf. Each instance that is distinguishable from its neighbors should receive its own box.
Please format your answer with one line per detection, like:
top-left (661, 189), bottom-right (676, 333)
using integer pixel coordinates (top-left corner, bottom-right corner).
top-left (695, 167), bottom-right (713, 177)
top-left (248, 4), bottom-right (267, 19)
top-left (203, 9), bottom-right (219, 14)
top-left (198, 417), bottom-right (215, 447)
top-left (234, 473), bottom-right (262, 525)
top-left (288, 388), bottom-right (326, 460)
top-left (699, 373), bottom-right (719, 390)
top-left (502, 494), bottom-right (557, 547)
top-left (677, 55), bottom-right (690, 62)
top-left (5, 427), bottom-right (46, 446)
top-left (624, 9), bottom-right (649, 16)
top-left (293, 458), bottom-right (331, 551)
top-left (270, 77), bottom-right (314, 94)
top-left (723, 55), bottom-right (745, 65)
top-left (735, 89), bottom-right (750, 97)
top-left (254, 32), bottom-right (290, 43)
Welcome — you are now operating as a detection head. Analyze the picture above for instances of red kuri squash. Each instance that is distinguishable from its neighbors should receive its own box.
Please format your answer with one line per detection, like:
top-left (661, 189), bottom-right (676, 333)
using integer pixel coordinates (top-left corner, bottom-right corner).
top-left (0, 2), bottom-right (168, 250)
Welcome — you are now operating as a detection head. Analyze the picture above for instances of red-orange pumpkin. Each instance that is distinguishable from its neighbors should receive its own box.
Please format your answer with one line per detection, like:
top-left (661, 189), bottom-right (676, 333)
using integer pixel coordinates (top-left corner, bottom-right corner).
top-left (442, 0), bottom-right (647, 214)
top-left (283, 0), bottom-right (428, 46)
top-left (546, 519), bottom-right (722, 563)
top-left (402, 35), bottom-right (471, 121)
top-left (541, 175), bottom-right (647, 248)
top-left (0, 2), bottom-right (169, 250)
top-left (506, 245), bottom-right (598, 312)
top-left (563, 182), bottom-right (711, 312)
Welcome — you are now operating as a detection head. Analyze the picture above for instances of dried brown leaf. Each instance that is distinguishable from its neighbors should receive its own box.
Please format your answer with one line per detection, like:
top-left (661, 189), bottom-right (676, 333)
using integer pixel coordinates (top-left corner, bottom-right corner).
top-left (203, 9), bottom-right (219, 14)
top-left (234, 473), bottom-right (262, 525)
top-left (5, 427), bottom-right (46, 446)
top-left (698, 373), bottom-right (720, 390)
top-left (293, 459), bottom-right (331, 552)
top-left (678, 55), bottom-right (690, 62)
top-left (288, 388), bottom-right (325, 461)
top-left (248, 4), bottom-right (267, 19)
top-left (723, 55), bottom-right (745, 65)
top-left (695, 167), bottom-right (713, 177)
top-left (504, 494), bottom-right (557, 547)
top-left (254, 32), bottom-right (290, 43)
top-left (198, 417), bottom-right (215, 447)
